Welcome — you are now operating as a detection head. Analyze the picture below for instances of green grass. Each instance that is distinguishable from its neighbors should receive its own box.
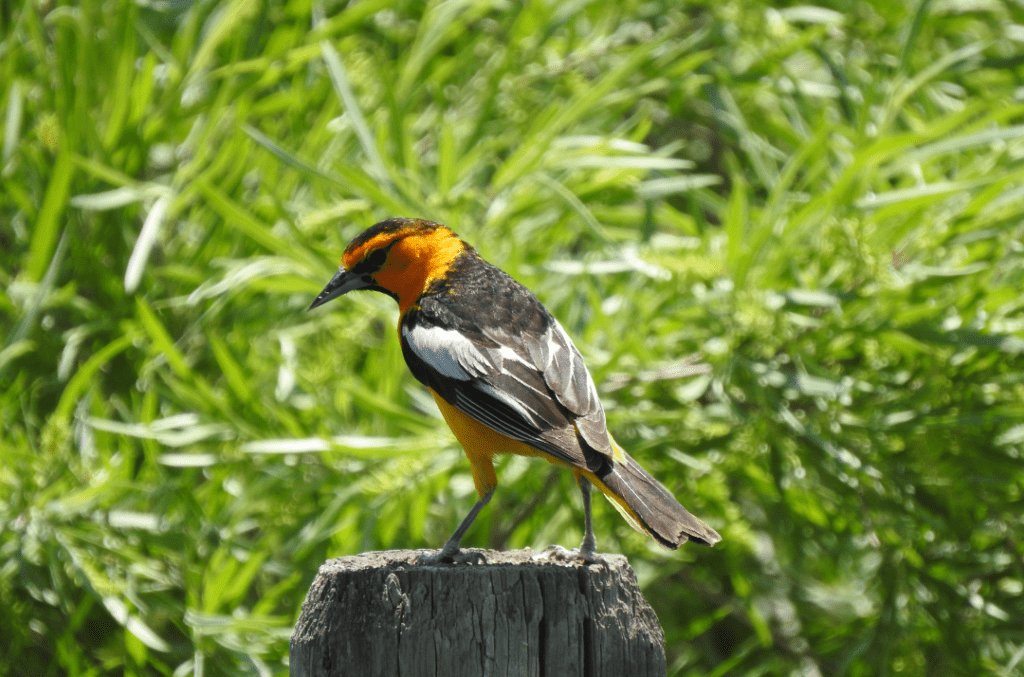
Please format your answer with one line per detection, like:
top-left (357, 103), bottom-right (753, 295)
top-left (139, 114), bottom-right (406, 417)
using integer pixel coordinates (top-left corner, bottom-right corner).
top-left (2, 0), bottom-right (1024, 675)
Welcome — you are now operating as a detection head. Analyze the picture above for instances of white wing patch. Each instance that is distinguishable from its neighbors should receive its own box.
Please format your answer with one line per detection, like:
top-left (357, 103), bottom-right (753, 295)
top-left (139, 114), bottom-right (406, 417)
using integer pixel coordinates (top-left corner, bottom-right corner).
top-left (402, 324), bottom-right (488, 380)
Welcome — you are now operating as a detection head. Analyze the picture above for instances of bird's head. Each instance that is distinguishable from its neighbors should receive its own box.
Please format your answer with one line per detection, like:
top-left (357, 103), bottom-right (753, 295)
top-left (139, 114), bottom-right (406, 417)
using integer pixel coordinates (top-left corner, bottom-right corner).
top-left (309, 218), bottom-right (466, 313)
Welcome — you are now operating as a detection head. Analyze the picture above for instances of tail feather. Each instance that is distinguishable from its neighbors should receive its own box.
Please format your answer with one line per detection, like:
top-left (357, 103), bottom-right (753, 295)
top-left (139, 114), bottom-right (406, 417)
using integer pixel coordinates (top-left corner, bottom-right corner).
top-left (595, 449), bottom-right (721, 548)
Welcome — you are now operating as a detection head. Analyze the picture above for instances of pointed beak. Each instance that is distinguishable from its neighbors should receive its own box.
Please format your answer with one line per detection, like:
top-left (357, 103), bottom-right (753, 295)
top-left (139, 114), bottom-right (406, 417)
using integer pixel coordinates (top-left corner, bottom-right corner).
top-left (308, 268), bottom-right (371, 311)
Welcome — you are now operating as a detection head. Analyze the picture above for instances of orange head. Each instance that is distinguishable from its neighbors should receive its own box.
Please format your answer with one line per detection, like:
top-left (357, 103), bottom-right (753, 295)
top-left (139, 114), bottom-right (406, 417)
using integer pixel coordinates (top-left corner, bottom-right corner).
top-left (309, 218), bottom-right (468, 314)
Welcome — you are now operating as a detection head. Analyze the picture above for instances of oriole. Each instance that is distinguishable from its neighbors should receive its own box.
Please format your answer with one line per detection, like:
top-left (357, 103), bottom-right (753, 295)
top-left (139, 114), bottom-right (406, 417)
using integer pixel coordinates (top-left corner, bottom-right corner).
top-left (310, 218), bottom-right (721, 562)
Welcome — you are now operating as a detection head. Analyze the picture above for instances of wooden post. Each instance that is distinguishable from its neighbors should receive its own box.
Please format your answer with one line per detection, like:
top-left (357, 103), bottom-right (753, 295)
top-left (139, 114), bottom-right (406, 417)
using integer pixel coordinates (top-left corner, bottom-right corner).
top-left (289, 549), bottom-right (666, 677)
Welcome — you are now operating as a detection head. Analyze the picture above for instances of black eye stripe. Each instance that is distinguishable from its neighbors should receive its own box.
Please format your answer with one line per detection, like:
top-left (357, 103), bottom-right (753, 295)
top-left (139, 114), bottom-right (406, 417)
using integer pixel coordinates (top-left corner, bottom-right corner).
top-left (353, 241), bottom-right (397, 273)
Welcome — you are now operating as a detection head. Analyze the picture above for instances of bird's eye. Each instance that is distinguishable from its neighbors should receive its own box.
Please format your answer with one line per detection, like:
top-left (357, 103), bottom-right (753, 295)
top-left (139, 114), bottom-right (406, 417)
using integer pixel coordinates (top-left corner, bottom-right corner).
top-left (363, 248), bottom-right (388, 271)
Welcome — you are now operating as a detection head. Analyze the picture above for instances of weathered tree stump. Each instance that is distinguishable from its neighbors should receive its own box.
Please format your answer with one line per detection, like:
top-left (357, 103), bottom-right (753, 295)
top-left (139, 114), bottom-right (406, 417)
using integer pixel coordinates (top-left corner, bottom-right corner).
top-left (289, 548), bottom-right (666, 677)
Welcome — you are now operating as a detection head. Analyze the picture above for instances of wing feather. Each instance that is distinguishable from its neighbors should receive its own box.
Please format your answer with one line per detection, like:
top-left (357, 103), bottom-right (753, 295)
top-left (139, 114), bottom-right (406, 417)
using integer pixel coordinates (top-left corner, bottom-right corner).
top-left (495, 318), bottom-right (612, 457)
top-left (403, 317), bottom-right (612, 469)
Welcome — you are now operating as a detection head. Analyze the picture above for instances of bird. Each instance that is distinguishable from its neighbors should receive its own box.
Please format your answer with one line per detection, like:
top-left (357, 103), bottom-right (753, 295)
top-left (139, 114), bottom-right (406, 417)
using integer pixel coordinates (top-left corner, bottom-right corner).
top-left (309, 218), bottom-right (721, 563)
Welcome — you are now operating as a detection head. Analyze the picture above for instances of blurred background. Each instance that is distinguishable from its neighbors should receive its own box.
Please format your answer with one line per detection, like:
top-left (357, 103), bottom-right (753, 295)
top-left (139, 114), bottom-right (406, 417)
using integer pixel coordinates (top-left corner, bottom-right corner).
top-left (2, 0), bottom-right (1024, 675)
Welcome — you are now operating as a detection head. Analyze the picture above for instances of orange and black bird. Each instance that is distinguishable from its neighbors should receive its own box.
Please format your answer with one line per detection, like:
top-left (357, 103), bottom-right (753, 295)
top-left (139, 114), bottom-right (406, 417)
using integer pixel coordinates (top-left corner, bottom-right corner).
top-left (309, 218), bottom-right (721, 562)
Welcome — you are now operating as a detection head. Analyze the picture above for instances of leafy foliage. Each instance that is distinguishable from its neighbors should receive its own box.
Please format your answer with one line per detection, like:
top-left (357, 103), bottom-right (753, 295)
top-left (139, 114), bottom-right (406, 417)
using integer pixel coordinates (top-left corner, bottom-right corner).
top-left (2, 0), bottom-right (1023, 675)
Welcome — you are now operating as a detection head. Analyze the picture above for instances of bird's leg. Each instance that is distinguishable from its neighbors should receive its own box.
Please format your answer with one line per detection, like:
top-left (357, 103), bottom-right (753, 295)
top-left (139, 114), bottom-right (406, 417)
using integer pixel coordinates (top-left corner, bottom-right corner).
top-left (534, 474), bottom-right (603, 565)
top-left (439, 487), bottom-right (493, 557)
top-left (418, 488), bottom-right (494, 564)
top-left (578, 476), bottom-right (598, 562)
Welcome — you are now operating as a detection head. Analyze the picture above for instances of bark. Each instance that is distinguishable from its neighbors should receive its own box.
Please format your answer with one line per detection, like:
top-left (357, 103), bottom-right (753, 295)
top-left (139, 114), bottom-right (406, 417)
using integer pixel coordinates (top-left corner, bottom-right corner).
top-left (289, 548), bottom-right (666, 677)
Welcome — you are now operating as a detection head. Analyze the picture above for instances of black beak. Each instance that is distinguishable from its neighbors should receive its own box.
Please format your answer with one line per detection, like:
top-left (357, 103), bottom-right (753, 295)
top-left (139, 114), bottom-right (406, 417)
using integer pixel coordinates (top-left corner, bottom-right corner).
top-left (308, 268), bottom-right (372, 311)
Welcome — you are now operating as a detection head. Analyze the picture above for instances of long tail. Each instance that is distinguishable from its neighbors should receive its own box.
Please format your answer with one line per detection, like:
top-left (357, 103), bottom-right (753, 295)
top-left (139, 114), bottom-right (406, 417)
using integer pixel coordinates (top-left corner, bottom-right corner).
top-left (588, 445), bottom-right (721, 548)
